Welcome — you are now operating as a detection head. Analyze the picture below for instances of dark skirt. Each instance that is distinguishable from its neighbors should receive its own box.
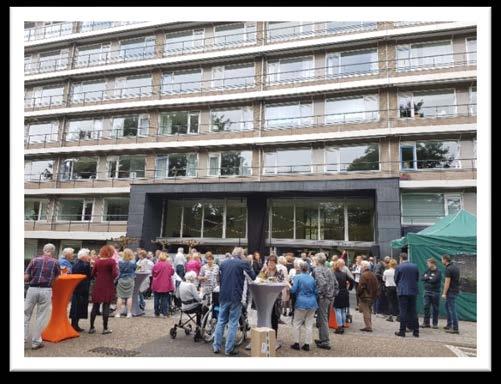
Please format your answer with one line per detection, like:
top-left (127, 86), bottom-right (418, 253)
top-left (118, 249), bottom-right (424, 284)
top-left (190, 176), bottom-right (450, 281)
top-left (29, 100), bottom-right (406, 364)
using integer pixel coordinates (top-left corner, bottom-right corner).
top-left (333, 288), bottom-right (350, 309)
top-left (70, 292), bottom-right (89, 320)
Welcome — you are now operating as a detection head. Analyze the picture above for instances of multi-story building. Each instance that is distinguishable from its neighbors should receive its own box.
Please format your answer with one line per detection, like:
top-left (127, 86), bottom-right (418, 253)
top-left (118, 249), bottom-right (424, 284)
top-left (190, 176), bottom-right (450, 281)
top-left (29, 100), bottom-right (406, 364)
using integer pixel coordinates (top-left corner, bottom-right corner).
top-left (24, 20), bottom-right (477, 263)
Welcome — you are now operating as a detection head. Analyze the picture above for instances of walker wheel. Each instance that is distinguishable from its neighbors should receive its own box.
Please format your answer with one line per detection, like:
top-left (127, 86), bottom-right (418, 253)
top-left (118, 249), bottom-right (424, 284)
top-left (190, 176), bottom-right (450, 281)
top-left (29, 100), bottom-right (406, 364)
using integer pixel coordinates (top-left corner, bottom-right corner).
top-left (169, 328), bottom-right (177, 339)
top-left (185, 324), bottom-right (192, 335)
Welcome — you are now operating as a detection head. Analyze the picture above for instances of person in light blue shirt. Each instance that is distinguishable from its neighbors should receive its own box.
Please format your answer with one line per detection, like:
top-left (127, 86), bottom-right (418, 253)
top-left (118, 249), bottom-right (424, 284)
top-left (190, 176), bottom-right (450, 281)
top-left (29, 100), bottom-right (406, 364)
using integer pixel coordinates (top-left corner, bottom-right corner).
top-left (59, 248), bottom-right (74, 273)
top-left (289, 261), bottom-right (318, 352)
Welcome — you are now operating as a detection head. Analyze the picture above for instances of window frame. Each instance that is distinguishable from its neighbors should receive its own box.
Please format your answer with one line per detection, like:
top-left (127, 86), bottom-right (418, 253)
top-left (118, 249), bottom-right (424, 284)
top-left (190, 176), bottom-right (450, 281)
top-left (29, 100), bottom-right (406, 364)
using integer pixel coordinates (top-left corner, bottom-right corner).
top-left (102, 197), bottom-right (130, 223)
top-left (158, 110), bottom-right (200, 135)
top-left (107, 155), bottom-right (146, 179)
top-left (211, 62), bottom-right (256, 90)
top-left (266, 22), bottom-right (314, 42)
top-left (111, 114), bottom-right (149, 138)
top-left (25, 121), bottom-right (59, 144)
top-left (325, 47), bottom-right (379, 78)
top-left (395, 39), bottom-right (454, 72)
top-left (323, 143), bottom-right (381, 173)
top-left (262, 147), bottom-right (313, 175)
top-left (209, 106), bottom-right (254, 132)
top-left (118, 35), bottom-right (156, 62)
top-left (401, 192), bottom-right (463, 225)
top-left (465, 37), bottom-right (477, 65)
top-left (207, 151), bottom-right (253, 177)
top-left (266, 55), bottom-right (314, 85)
top-left (324, 94), bottom-right (380, 124)
top-left (24, 159), bottom-right (54, 182)
top-left (397, 88), bottom-right (458, 119)
top-left (60, 157), bottom-right (99, 181)
top-left (75, 43), bottom-right (111, 68)
top-left (155, 153), bottom-right (199, 179)
top-left (264, 100), bottom-right (314, 129)
top-left (56, 198), bottom-right (95, 223)
top-left (65, 118), bottom-right (103, 141)
top-left (164, 29), bottom-right (205, 55)
top-left (213, 22), bottom-right (257, 47)
top-left (24, 199), bottom-right (49, 222)
top-left (161, 68), bottom-right (203, 94)
top-left (399, 140), bottom-right (461, 171)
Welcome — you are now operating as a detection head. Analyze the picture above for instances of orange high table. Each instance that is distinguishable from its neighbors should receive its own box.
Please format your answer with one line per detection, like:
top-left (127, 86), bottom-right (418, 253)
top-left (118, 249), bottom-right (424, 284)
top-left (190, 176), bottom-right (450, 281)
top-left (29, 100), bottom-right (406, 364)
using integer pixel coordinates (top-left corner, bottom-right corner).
top-left (42, 274), bottom-right (86, 343)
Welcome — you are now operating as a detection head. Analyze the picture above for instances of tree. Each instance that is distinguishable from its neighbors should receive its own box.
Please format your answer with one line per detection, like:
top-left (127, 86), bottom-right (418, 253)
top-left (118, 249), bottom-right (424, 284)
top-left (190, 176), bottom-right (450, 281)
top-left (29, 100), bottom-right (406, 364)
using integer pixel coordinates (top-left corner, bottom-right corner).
top-left (416, 142), bottom-right (455, 169)
top-left (346, 144), bottom-right (380, 171)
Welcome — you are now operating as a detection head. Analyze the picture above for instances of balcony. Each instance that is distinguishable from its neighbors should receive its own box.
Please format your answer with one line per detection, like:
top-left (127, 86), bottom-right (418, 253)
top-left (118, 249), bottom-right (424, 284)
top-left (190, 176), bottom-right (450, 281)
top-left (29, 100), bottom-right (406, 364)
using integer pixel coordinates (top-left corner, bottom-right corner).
top-left (25, 214), bottom-right (129, 232)
top-left (24, 103), bottom-right (476, 151)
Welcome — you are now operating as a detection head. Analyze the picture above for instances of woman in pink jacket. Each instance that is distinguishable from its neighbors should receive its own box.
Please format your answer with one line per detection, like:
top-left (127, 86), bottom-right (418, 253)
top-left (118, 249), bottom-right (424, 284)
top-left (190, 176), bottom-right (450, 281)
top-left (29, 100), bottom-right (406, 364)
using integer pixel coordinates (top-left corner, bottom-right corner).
top-left (151, 252), bottom-right (174, 317)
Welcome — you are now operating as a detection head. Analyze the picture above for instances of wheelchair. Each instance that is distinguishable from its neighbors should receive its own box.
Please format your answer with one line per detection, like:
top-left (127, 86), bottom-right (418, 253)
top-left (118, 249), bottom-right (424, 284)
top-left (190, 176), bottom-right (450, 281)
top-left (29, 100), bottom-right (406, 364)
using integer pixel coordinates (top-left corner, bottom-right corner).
top-left (169, 294), bottom-right (209, 342)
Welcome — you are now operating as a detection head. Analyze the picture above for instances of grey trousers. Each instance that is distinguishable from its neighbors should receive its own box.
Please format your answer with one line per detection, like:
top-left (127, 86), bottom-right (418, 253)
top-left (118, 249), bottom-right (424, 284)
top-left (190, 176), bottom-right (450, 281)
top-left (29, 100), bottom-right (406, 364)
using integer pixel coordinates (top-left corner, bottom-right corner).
top-left (24, 287), bottom-right (52, 347)
top-left (317, 297), bottom-right (332, 345)
top-left (293, 308), bottom-right (315, 345)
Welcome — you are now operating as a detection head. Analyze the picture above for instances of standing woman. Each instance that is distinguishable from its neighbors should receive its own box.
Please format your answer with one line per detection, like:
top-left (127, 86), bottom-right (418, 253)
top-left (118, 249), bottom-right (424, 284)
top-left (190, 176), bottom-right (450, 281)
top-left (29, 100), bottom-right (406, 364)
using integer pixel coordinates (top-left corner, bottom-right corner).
top-left (89, 245), bottom-right (119, 334)
top-left (115, 248), bottom-right (136, 318)
top-left (69, 248), bottom-right (92, 332)
top-left (152, 252), bottom-right (175, 317)
top-left (260, 255), bottom-right (286, 341)
top-left (383, 259), bottom-right (399, 322)
top-left (333, 260), bottom-right (354, 334)
top-left (251, 251), bottom-right (263, 276)
top-left (278, 256), bottom-right (291, 317)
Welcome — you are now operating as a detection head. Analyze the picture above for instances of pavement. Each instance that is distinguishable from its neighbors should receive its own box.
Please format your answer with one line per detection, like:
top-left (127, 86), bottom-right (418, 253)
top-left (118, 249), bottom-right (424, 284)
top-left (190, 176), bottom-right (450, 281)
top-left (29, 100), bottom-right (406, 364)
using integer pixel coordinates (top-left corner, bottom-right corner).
top-left (24, 292), bottom-right (476, 358)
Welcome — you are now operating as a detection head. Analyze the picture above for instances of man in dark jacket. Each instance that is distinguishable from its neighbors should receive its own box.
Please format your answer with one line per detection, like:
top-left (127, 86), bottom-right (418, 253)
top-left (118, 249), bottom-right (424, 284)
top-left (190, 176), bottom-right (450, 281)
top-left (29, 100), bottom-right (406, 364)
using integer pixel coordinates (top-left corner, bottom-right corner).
top-left (420, 258), bottom-right (441, 329)
top-left (212, 247), bottom-right (255, 356)
top-left (356, 260), bottom-right (379, 332)
top-left (394, 253), bottom-right (420, 337)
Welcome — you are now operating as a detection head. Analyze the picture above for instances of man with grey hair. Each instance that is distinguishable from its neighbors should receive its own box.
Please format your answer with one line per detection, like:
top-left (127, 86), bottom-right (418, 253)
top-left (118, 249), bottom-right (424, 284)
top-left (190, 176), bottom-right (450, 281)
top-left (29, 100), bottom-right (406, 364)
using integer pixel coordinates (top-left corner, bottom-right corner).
top-left (357, 260), bottom-right (379, 332)
top-left (59, 247), bottom-right (74, 273)
top-left (24, 243), bottom-right (60, 350)
top-left (232, 247), bottom-right (245, 259)
top-left (173, 247), bottom-right (187, 279)
top-left (312, 252), bottom-right (338, 350)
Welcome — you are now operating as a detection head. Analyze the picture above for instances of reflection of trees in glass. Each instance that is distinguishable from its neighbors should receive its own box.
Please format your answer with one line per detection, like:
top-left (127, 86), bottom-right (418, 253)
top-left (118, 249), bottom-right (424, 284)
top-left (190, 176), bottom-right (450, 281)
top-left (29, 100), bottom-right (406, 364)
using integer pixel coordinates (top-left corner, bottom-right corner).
top-left (203, 203), bottom-right (224, 238)
top-left (221, 152), bottom-right (248, 175)
top-left (168, 155), bottom-right (187, 177)
top-left (346, 144), bottom-right (379, 171)
top-left (211, 114), bottom-right (232, 132)
top-left (40, 163), bottom-right (53, 181)
top-left (416, 142), bottom-right (455, 168)
top-left (347, 201), bottom-right (374, 241)
top-left (399, 100), bottom-right (424, 118)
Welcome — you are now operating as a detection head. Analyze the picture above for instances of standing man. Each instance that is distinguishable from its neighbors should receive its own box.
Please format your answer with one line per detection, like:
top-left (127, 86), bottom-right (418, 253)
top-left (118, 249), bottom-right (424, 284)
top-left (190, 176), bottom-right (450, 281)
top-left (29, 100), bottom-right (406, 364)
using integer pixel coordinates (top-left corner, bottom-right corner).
top-left (394, 253), bottom-right (420, 338)
top-left (442, 255), bottom-right (460, 334)
top-left (59, 247), bottom-right (74, 273)
top-left (300, 252), bottom-right (311, 273)
top-left (173, 247), bottom-right (187, 279)
top-left (356, 260), bottom-right (379, 332)
top-left (24, 243), bottom-right (61, 350)
top-left (352, 255), bottom-right (362, 310)
top-left (420, 258), bottom-right (442, 329)
top-left (312, 252), bottom-right (338, 350)
top-left (213, 247), bottom-right (255, 356)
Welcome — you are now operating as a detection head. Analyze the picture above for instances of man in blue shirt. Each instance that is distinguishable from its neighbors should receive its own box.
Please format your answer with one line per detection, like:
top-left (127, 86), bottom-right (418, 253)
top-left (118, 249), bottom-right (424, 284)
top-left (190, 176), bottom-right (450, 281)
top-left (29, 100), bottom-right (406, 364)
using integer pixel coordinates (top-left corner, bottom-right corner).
top-left (394, 252), bottom-right (420, 338)
top-left (59, 247), bottom-right (75, 273)
top-left (213, 247), bottom-right (255, 356)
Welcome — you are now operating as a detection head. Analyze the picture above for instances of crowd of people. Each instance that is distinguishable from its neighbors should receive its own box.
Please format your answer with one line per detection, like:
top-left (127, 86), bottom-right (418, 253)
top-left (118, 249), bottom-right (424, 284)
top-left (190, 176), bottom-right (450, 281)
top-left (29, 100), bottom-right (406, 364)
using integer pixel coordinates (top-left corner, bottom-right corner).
top-left (24, 243), bottom-right (462, 354)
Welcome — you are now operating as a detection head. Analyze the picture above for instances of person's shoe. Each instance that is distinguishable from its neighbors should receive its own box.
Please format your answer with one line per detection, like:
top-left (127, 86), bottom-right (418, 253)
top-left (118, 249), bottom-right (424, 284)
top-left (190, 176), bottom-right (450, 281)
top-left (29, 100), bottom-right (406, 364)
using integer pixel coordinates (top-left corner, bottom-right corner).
top-left (31, 343), bottom-right (44, 350)
top-left (288, 311), bottom-right (293, 317)
top-left (291, 342), bottom-right (300, 350)
top-left (314, 339), bottom-right (322, 346)
top-left (72, 325), bottom-right (84, 332)
top-left (88, 327), bottom-right (96, 334)
top-left (432, 325), bottom-right (439, 329)
top-left (360, 327), bottom-right (373, 332)
top-left (317, 344), bottom-right (331, 350)
top-left (420, 323), bottom-right (431, 328)
top-left (154, 313), bottom-right (160, 317)
top-left (126, 313), bottom-right (132, 318)
top-left (301, 344), bottom-right (310, 351)
top-left (225, 349), bottom-right (239, 356)
top-left (445, 329), bottom-right (460, 334)
top-left (443, 325), bottom-right (451, 330)
top-left (386, 316), bottom-right (394, 322)
top-left (114, 313), bottom-right (121, 318)
top-left (213, 349), bottom-right (220, 354)
top-left (244, 342), bottom-right (252, 351)
top-left (102, 329), bottom-right (112, 335)
top-left (334, 328), bottom-right (344, 334)
top-left (394, 331), bottom-right (406, 337)
top-left (413, 332), bottom-right (419, 337)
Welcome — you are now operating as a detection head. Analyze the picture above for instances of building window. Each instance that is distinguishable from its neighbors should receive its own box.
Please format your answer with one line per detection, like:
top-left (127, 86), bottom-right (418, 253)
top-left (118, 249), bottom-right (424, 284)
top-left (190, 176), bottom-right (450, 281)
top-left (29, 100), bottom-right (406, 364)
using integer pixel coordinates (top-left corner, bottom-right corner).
top-left (71, 80), bottom-right (106, 104)
top-left (119, 36), bottom-right (156, 61)
top-left (398, 89), bottom-right (457, 118)
top-left (57, 199), bottom-right (93, 222)
top-left (26, 85), bottom-right (64, 108)
top-left (164, 29), bottom-right (205, 55)
top-left (469, 86), bottom-right (477, 115)
top-left (267, 197), bottom-right (374, 242)
top-left (112, 114), bottom-right (149, 137)
top-left (65, 119), bottom-right (103, 141)
top-left (24, 160), bottom-right (54, 182)
top-left (80, 21), bottom-right (113, 33)
top-left (35, 49), bottom-right (69, 73)
top-left (107, 156), bottom-right (145, 179)
top-left (25, 200), bottom-right (48, 221)
top-left (113, 75), bottom-right (152, 99)
top-left (210, 107), bottom-right (253, 132)
top-left (212, 63), bottom-right (255, 89)
top-left (159, 111), bottom-right (199, 135)
top-left (103, 198), bottom-right (129, 221)
top-left (25, 121), bottom-right (59, 144)
top-left (396, 41), bottom-right (453, 71)
top-left (466, 37), bottom-right (477, 65)
top-left (208, 151), bottom-right (252, 176)
top-left (399, 141), bottom-right (460, 170)
top-left (61, 157), bottom-right (98, 180)
top-left (325, 21), bottom-right (377, 33)
top-left (401, 193), bottom-right (462, 225)
top-left (326, 48), bottom-right (378, 77)
top-left (214, 23), bottom-right (256, 47)
top-left (155, 154), bottom-right (197, 178)
top-left (325, 144), bottom-right (380, 172)
top-left (163, 199), bottom-right (247, 239)
top-left (75, 43), bottom-right (111, 68)
top-left (325, 95), bottom-right (379, 124)
top-left (263, 148), bottom-right (312, 175)
top-left (264, 101), bottom-right (313, 129)
top-left (267, 56), bottom-right (313, 84)
top-left (267, 22), bottom-right (313, 42)
top-left (161, 69), bottom-right (202, 94)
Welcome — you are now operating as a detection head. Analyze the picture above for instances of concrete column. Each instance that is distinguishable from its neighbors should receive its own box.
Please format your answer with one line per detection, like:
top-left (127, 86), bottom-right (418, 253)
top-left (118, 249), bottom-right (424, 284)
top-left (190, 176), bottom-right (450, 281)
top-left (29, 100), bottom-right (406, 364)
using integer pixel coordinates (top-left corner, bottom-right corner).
top-left (198, 151), bottom-right (208, 177)
top-left (155, 29), bottom-right (166, 58)
top-left (200, 110), bottom-right (211, 133)
top-left (375, 180), bottom-right (401, 258)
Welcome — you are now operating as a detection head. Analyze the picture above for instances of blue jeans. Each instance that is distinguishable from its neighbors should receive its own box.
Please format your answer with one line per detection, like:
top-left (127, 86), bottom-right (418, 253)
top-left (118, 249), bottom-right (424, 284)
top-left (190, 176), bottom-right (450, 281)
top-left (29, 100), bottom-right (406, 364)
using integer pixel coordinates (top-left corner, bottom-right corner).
top-left (154, 292), bottom-right (170, 316)
top-left (445, 292), bottom-right (459, 330)
top-left (335, 307), bottom-right (347, 327)
top-left (212, 301), bottom-right (242, 354)
top-left (423, 292), bottom-right (440, 326)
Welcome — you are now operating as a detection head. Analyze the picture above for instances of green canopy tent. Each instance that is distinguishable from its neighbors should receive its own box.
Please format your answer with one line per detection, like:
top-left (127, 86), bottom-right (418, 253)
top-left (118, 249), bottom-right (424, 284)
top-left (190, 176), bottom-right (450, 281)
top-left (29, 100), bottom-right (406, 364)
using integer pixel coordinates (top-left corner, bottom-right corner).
top-left (391, 209), bottom-right (477, 321)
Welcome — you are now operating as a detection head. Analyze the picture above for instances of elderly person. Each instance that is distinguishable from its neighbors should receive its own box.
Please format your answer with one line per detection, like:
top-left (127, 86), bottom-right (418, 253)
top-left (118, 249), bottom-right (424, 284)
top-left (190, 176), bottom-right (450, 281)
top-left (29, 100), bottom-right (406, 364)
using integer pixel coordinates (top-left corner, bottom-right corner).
top-left (137, 250), bottom-right (154, 310)
top-left (333, 259), bottom-right (354, 334)
top-left (198, 252), bottom-right (219, 299)
top-left (178, 271), bottom-right (203, 334)
top-left (287, 258), bottom-right (302, 318)
top-left (115, 248), bottom-right (136, 318)
top-left (213, 247), bottom-right (255, 356)
top-left (351, 255), bottom-right (363, 310)
top-left (357, 260), bottom-right (379, 332)
top-left (300, 252), bottom-right (311, 273)
top-left (312, 252), bottom-right (338, 350)
top-left (152, 252), bottom-right (175, 317)
top-left (69, 248), bottom-right (92, 332)
top-left (24, 243), bottom-right (60, 350)
top-left (260, 255), bottom-right (287, 340)
top-left (173, 247), bottom-right (187, 279)
top-left (290, 261), bottom-right (317, 352)
top-left (384, 259), bottom-right (399, 322)
top-left (59, 247), bottom-right (74, 273)
top-left (277, 256), bottom-right (291, 317)
top-left (89, 245), bottom-right (119, 335)
top-left (186, 252), bottom-right (202, 276)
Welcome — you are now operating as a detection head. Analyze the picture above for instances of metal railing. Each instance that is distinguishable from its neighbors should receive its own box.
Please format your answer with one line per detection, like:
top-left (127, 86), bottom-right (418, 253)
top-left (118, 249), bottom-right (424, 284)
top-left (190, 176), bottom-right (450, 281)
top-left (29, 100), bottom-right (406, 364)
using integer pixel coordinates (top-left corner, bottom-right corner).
top-left (24, 158), bottom-right (477, 188)
top-left (23, 21), bottom-right (450, 75)
top-left (23, 103), bottom-right (477, 149)
top-left (24, 50), bottom-right (477, 111)
top-left (25, 213), bottom-right (132, 232)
